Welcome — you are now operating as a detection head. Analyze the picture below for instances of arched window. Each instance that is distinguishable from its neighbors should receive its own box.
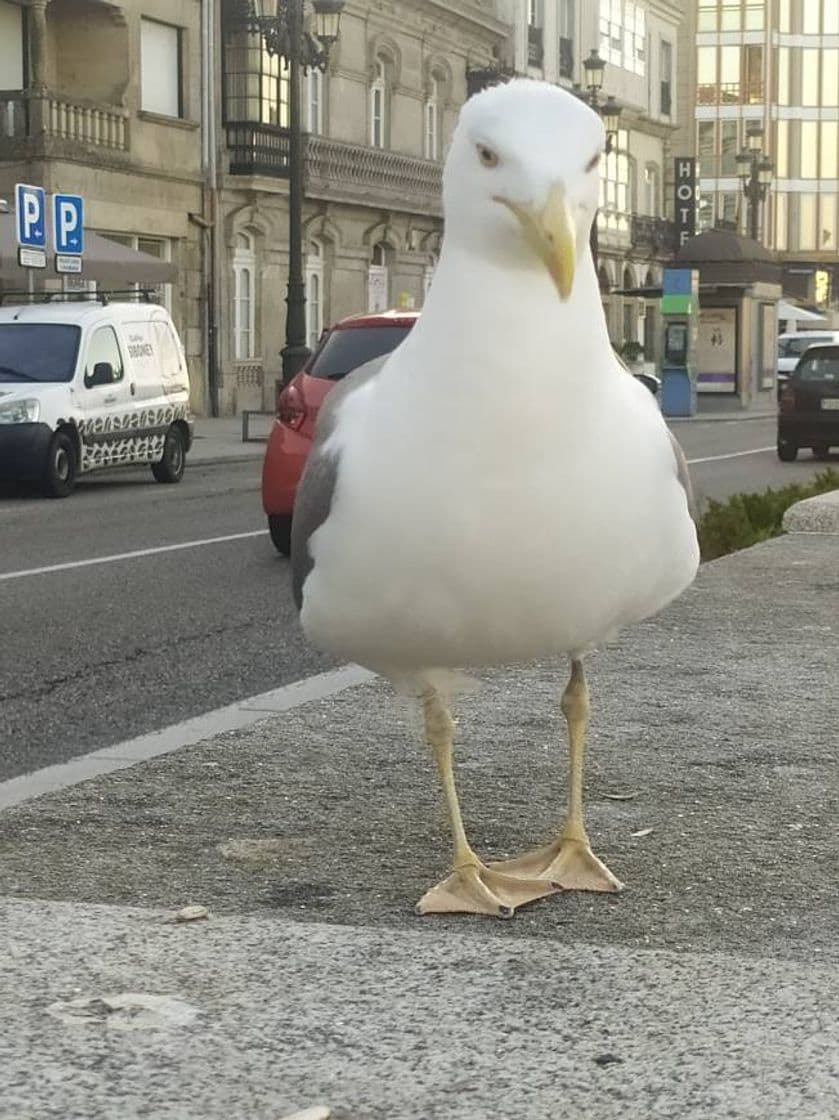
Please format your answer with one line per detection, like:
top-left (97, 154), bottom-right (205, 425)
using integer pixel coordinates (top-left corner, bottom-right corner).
top-left (368, 241), bottom-right (389, 311)
top-left (424, 75), bottom-right (441, 160)
top-left (232, 231), bottom-right (256, 360)
top-left (305, 239), bottom-right (325, 350)
top-left (307, 68), bottom-right (324, 134)
top-left (370, 57), bottom-right (387, 148)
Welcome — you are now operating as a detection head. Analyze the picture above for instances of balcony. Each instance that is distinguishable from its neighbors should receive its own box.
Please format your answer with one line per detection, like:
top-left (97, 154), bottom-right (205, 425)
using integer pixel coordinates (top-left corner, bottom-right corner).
top-left (225, 123), bottom-right (444, 216)
top-left (0, 92), bottom-right (129, 152)
top-left (630, 214), bottom-right (677, 256)
top-left (528, 25), bottom-right (544, 68)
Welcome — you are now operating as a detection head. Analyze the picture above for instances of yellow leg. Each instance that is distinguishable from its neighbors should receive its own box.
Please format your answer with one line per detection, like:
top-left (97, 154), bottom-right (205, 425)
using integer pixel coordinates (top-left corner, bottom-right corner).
top-left (490, 660), bottom-right (623, 893)
top-left (416, 689), bottom-right (560, 918)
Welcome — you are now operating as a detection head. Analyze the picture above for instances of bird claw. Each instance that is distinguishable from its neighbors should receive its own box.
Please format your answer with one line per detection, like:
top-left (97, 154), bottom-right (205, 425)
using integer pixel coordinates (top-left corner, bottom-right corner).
top-left (416, 861), bottom-right (561, 918)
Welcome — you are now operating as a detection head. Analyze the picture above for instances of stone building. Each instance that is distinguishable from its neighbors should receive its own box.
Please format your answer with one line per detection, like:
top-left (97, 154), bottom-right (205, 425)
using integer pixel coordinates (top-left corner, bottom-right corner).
top-left (212, 0), bottom-right (508, 415)
top-left (0, 0), bottom-right (207, 409)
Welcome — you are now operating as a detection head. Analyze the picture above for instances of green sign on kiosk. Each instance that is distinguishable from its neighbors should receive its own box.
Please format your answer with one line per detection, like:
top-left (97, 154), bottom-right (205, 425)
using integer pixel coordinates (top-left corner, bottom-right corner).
top-left (660, 268), bottom-right (699, 417)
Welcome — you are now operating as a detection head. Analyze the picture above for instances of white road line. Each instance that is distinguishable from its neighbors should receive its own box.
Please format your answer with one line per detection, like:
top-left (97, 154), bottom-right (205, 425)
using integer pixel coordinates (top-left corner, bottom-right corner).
top-left (0, 529), bottom-right (268, 582)
top-left (0, 664), bottom-right (376, 811)
top-left (687, 446), bottom-right (775, 465)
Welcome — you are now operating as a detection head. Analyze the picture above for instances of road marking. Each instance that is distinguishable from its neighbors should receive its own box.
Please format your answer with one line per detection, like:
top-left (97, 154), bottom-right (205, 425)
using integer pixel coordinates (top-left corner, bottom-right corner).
top-left (0, 664), bottom-right (376, 811)
top-left (0, 529), bottom-right (268, 582)
top-left (687, 446), bottom-right (775, 465)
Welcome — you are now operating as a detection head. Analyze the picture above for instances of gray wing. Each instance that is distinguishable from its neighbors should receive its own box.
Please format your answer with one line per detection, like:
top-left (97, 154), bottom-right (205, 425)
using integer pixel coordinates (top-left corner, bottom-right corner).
top-left (290, 354), bottom-right (388, 610)
top-left (668, 430), bottom-right (696, 522)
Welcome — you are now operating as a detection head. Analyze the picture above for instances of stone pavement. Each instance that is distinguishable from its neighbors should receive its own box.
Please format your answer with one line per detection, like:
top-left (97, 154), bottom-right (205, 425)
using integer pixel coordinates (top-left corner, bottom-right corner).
top-left (1, 518), bottom-right (838, 1119)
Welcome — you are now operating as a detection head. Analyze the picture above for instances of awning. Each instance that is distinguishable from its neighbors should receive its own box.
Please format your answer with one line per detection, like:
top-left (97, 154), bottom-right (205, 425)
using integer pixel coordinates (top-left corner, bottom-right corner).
top-left (0, 211), bottom-right (177, 285)
top-left (777, 299), bottom-right (827, 323)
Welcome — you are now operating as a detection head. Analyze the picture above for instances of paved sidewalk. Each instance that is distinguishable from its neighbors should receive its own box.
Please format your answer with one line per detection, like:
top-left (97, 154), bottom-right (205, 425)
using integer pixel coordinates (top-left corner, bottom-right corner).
top-left (1, 511), bottom-right (838, 1119)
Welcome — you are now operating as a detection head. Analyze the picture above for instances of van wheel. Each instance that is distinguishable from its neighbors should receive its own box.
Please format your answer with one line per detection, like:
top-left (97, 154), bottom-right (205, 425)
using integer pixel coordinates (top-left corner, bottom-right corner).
top-left (42, 431), bottom-right (77, 498)
top-left (152, 425), bottom-right (186, 484)
top-left (268, 514), bottom-right (292, 556)
top-left (777, 440), bottom-right (798, 462)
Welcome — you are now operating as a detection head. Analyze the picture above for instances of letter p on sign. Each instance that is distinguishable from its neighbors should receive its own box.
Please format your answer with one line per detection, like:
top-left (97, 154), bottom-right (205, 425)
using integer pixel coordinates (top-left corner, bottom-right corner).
top-left (53, 193), bottom-right (84, 255)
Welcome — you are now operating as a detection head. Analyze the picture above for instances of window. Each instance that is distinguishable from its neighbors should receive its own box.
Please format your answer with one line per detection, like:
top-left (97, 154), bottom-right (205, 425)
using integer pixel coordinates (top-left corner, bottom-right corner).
top-left (720, 46), bottom-right (739, 103)
top-left (802, 48), bottom-right (820, 106)
top-left (141, 18), bottom-right (181, 118)
top-left (697, 46), bottom-right (716, 105)
top-left (820, 196), bottom-right (837, 250)
top-left (801, 121), bottom-right (819, 177)
top-left (720, 0), bottom-right (740, 29)
top-left (826, 0), bottom-right (839, 33)
top-left (424, 76), bottom-right (440, 161)
top-left (778, 47), bottom-right (790, 106)
top-left (305, 239), bottom-right (324, 351)
top-left (775, 192), bottom-right (788, 250)
top-left (798, 194), bottom-right (818, 250)
top-left (779, 0), bottom-right (791, 31)
top-left (0, 1), bottom-right (24, 90)
top-left (719, 192), bottom-right (738, 227)
top-left (776, 120), bottom-right (789, 178)
top-left (224, 35), bottom-right (289, 125)
top-left (660, 40), bottom-right (672, 116)
top-left (599, 128), bottom-right (630, 235)
top-left (307, 69), bottom-right (323, 134)
top-left (803, 0), bottom-right (821, 32)
top-left (85, 327), bottom-right (124, 387)
top-left (102, 233), bottom-right (172, 309)
top-left (698, 121), bottom-right (715, 177)
top-left (744, 45), bottom-right (763, 103)
top-left (822, 122), bottom-right (838, 179)
top-left (528, 0), bottom-right (543, 25)
top-left (720, 121), bottom-right (738, 176)
top-left (823, 50), bottom-right (839, 106)
top-left (367, 242), bottom-right (389, 312)
top-left (308, 325), bottom-right (412, 381)
top-left (599, 1), bottom-right (645, 76)
top-left (698, 0), bottom-right (716, 30)
top-left (558, 0), bottom-right (575, 78)
top-left (232, 232), bottom-right (256, 360)
top-left (370, 58), bottom-right (386, 149)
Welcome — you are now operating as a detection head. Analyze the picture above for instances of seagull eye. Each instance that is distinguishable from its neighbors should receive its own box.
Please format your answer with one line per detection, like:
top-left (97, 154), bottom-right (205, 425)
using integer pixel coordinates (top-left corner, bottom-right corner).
top-left (477, 144), bottom-right (499, 169)
top-left (585, 151), bottom-right (602, 173)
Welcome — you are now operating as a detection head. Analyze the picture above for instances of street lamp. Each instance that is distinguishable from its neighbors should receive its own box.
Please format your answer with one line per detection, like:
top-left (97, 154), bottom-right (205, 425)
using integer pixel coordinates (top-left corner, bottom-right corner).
top-left (245, 0), bottom-right (346, 382)
top-left (737, 122), bottom-right (773, 242)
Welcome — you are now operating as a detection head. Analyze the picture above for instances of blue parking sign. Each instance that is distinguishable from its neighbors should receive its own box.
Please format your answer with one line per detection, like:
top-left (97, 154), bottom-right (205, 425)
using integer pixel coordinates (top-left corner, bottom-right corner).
top-left (53, 193), bottom-right (84, 255)
top-left (15, 183), bottom-right (46, 248)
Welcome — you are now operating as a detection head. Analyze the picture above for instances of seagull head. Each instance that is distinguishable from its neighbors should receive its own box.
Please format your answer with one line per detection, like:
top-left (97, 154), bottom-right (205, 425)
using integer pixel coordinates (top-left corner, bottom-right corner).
top-left (442, 80), bottom-right (605, 300)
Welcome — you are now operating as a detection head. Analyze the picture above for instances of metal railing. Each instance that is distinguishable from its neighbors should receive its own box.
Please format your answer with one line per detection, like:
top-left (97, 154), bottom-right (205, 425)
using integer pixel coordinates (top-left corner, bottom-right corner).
top-left (0, 91), bottom-right (128, 149)
top-left (630, 214), bottom-right (677, 254)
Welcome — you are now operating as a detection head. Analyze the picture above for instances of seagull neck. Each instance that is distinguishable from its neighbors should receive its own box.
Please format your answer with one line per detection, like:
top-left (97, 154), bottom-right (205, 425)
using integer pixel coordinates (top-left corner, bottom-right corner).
top-left (424, 242), bottom-right (614, 379)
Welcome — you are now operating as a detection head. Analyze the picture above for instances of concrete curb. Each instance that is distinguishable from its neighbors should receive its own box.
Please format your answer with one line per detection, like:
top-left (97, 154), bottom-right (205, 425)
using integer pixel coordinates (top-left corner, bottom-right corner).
top-left (783, 488), bottom-right (839, 533)
top-left (668, 411), bottom-right (777, 424)
top-left (189, 451), bottom-right (265, 468)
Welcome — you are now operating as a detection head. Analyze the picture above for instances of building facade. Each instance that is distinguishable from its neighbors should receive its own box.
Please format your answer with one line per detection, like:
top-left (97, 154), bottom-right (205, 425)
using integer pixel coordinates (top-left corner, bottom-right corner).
top-left (677, 0), bottom-right (839, 314)
top-left (0, 0), bottom-right (207, 409)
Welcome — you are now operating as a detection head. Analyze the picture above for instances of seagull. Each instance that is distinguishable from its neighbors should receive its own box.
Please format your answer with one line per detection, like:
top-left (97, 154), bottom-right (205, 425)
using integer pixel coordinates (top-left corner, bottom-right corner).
top-left (290, 79), bottom-right (699, 919)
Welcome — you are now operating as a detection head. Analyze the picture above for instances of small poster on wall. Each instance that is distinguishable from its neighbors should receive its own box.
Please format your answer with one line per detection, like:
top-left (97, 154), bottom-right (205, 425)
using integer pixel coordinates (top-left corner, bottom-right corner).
top-left (697, 307), bottom-right (737, 393)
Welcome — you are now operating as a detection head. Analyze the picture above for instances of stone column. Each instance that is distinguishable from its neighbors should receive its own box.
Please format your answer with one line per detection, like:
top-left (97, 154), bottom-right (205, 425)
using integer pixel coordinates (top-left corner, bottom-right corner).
top-left (27, 0), bottom-right (49, 135)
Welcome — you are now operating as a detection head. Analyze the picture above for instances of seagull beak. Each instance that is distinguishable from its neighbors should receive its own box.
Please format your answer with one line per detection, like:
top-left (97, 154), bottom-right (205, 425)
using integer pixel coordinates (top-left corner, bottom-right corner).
top-left (495, 183), bottom-right (577, 300)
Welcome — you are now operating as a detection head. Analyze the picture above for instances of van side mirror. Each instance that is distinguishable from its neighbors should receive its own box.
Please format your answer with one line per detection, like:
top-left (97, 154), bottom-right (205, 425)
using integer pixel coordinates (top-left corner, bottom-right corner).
top-left (86, 362), bottom-right (114, 388)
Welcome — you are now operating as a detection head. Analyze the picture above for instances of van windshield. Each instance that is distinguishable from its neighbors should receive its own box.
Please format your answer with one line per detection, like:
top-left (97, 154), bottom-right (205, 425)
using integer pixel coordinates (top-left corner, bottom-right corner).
top-left (0, 324), bottom-right (81, 383)
top-left (778, 335), bottom-right (833, 359)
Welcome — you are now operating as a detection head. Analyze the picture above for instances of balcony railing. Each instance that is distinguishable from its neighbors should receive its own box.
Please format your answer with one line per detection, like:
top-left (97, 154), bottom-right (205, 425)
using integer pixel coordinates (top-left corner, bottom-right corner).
top-left (226, 122), bottom-right (444, 214)
top-left (630, 214), bottom-right (677, 255)
top-left (0, 92), bottom-right (128, 150)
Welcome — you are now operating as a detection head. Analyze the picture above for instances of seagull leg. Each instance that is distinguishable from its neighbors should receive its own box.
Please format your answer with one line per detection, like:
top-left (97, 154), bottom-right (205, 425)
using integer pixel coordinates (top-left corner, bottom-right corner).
top-left (416, 689), bottom-right (560, 918)
top-left (490, 660), bottom-right (623, 893)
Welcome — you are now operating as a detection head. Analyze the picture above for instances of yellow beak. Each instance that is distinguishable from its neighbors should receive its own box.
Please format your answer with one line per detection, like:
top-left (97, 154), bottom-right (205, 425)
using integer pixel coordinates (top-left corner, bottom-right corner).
top-left (494, 184), bottom-right (577, 300)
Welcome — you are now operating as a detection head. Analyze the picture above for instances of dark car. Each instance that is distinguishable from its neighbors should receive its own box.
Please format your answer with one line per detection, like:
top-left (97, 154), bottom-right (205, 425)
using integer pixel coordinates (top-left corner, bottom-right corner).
top-left (777, 344), bottom-right (839, 461)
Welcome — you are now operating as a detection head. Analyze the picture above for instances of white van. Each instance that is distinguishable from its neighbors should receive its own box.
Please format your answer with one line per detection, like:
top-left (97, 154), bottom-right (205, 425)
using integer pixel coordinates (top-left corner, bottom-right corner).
top-left (0, 298), bottom-right (192, 497)
top-left (778, 331), bottom-right (839, 385)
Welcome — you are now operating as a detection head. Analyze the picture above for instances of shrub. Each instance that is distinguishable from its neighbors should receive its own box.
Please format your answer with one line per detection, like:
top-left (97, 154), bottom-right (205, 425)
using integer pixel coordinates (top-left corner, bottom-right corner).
top-left (698, 468), bottom-right (839, 561)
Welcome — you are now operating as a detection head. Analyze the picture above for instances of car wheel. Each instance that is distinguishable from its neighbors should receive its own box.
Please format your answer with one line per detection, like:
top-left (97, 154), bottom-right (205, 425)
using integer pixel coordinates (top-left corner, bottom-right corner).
top-left (812, 443), bottom-right (831, 460)
top-left (777, 440), bottom-right (798, 462)
top-left (268, 514), bottom-right (292, 556)
top-left (151, 425), bottom-right (186, 484)
top-left (42, 431), bottom-right (77, 498)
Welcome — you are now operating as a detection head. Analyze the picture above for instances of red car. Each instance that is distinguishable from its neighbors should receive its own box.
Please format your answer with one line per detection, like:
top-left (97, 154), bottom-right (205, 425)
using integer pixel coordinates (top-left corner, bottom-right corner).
top-left (262, 310), bottom-right (419, 554)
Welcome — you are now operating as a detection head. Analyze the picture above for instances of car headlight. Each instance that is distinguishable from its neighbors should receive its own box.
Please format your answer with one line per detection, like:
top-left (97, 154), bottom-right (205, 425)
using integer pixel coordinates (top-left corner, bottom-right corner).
top-left (0, 399), bottom-right (40, 424)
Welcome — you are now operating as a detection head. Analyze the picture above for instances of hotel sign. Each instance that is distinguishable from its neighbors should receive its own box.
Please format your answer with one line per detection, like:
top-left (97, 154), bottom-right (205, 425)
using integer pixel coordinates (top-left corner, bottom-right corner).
top-left (674, 157), bottom-right (697, 248)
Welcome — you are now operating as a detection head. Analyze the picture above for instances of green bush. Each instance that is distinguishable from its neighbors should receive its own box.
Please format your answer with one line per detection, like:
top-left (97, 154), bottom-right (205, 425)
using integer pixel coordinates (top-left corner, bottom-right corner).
top-left (698, 468), bottom-right (839, 561)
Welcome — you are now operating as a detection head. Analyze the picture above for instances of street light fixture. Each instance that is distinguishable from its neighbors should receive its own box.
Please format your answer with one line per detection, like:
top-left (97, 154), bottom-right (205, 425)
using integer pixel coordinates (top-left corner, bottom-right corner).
top-left (243, 0), bottom-right (346, 382)
top-left (736, 122), bottom-right (773, 243)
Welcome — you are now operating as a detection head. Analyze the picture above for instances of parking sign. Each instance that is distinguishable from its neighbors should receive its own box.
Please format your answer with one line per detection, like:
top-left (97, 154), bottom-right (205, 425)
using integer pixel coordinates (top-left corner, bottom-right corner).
top-left (15, 183), bottom-right (47, 248)
top-left (52, 193), bottom-right (84, 255)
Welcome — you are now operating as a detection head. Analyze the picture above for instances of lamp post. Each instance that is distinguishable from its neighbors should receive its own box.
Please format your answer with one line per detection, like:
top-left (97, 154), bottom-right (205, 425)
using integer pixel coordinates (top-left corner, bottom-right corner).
top-left (244, 0), bottom-right (345, 383)
top-left (578, 49), bottom-right (622, 275)
top-left (736, 122), bottom-right (773, 243)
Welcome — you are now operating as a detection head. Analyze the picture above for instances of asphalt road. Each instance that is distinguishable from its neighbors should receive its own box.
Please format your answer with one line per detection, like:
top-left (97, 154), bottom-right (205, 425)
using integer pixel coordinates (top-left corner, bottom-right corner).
top-left (0, 415), bottom-right (835, 783)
